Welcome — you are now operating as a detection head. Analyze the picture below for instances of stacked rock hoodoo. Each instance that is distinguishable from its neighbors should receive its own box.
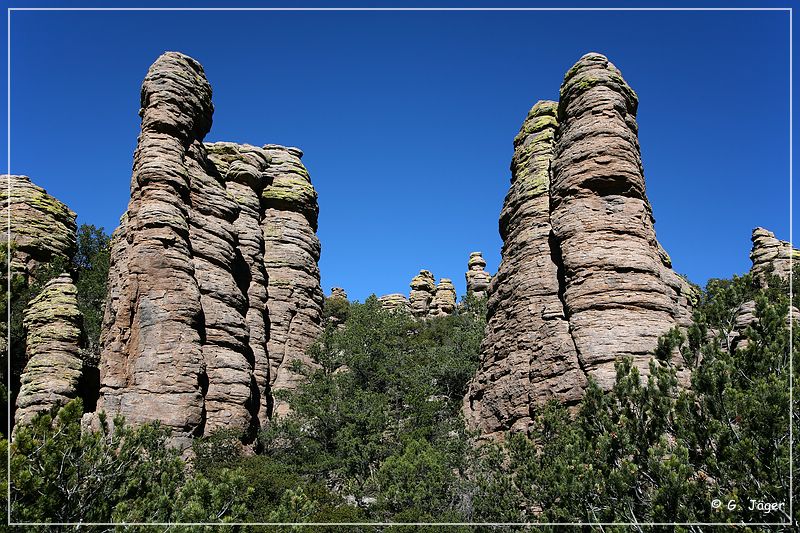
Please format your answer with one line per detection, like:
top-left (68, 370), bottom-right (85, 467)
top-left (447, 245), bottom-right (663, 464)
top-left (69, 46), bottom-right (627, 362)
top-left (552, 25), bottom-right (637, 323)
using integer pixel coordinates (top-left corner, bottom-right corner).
top-left (96, 52), bottom-right (323, 447)
top-left (261, 144), bottom-right (323, 417)
top-left (729, 228), bottom-right (799, 351)
top-left (550, 53), bottom-right (692, 389)
top-left (330, 287), bottom-right (348, 301)
top-left (409, 270), bottom-right (437, 318)
top-left (465, 100), bottom-right (586, 436)
top-left (465, 252), bottom-right (491, 299)
top-left (429, 278), bottom-right (457, 317)
top-left (2, 175), bottom-right (85, 432)
top-left (15, 274), bottom-right (84, 428)
top-left (466, 53), bottom-right (694, 437)
top-left (750, 227), bottom-right (797, 286)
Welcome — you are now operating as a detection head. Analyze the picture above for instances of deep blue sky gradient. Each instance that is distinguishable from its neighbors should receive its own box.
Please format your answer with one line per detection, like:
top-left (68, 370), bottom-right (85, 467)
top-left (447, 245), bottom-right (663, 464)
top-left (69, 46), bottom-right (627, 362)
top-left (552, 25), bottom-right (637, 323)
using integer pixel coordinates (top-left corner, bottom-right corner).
top-left (1, 2), bottom-right (794, 301)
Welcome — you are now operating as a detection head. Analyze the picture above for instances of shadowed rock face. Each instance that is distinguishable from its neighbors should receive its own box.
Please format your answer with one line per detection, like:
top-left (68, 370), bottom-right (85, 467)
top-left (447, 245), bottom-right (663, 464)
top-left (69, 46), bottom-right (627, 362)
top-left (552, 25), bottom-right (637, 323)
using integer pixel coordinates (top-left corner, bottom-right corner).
top-left (97, 52), bottom-right (323, 447)
top-left (206, 142), bottom-right (272, 431)
top-left (465, 252), bottom-right (491, 299)
top-left (1, 174), bottom-right (76, 277)
top-left (466, 53), bottom-right (693, 437)
top-left (15, 274), bottom-right (84, 428)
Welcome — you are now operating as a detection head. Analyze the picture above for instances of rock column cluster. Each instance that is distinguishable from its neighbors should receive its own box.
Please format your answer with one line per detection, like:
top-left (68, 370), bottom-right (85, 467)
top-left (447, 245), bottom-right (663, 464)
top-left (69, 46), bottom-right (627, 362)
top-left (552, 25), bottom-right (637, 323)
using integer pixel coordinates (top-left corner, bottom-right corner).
top-left (96, 52), bottom-right (323, 447)
top-left (466, 53), bottom-right (694, 437)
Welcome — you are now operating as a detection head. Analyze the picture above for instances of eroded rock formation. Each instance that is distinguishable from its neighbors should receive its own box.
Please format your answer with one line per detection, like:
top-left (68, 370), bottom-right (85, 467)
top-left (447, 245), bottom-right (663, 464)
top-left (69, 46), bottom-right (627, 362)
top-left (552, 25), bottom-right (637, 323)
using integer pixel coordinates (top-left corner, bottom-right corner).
top-left (1, 174), bottom-right (76, 277)
top-left (465, 100), bottom-right (586, 436)
top-left (379, 293), bottom-right (411, 313)
top-left (465, 252), bottom-right (491, 299)
top-left (550, 53), bottom-right (692, 389)
top-left (466, 53), bottom-right (694, 437)
top-left (750, 227), bottom-right (797, 285)
top-left (729, 227), bottom-right (799, 351)
top-left (97, 52), bottom-right (323, 446)
top-left (409, 270), bottom-right (437, 318)
top-left (429, 278), bottom-right (457, 317)
top-left (330, 287), bottom-right (348, 300)
top-left (15, 274), bottom-right (84, 427)
top-left (261, 144), bottom-right (323, 417)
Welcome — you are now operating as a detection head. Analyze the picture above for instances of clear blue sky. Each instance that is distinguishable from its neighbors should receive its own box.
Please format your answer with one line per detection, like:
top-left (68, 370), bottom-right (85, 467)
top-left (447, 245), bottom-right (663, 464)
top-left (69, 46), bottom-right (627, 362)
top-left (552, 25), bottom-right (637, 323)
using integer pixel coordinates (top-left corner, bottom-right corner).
top-left (2, 1), bottom-right (794, 302)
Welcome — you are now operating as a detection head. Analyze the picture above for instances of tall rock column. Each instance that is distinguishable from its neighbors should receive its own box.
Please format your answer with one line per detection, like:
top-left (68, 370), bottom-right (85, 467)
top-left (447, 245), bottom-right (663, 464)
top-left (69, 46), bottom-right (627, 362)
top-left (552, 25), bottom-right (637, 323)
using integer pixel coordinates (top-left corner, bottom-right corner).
top-left (207, 142), bottom-right (272, 430)
top-left (550, 53), bottom-right (691, 389)
top-left (428, 278), bottom-right (457, 317)
top-left (261, 145), bottom-right (323, 417)
top-left (188, 143), bottom-right (255, 436)
top-left (98, 52), bottom-right (226, 448)
top-left (14, 274), bottom-right (84, 428)
top-left (409, 270), bottom-right (436, 318)
top-left (465, 252), bottom-right (491, 299)
top-left (465, 101), bottom-right (586, 437)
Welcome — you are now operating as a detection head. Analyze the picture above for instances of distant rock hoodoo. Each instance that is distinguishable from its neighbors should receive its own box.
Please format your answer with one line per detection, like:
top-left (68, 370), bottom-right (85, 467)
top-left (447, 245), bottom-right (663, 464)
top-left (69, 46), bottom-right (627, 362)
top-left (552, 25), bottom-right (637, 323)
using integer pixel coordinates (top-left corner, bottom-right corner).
top-left (465, 53), bottom-right (695, 438)
top-left (465, 252), bottom-right (491, 299)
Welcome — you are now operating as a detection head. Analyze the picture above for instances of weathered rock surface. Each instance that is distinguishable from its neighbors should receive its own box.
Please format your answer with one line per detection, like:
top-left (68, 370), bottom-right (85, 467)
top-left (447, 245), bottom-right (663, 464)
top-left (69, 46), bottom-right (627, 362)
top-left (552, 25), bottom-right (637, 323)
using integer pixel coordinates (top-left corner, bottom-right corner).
top-left (97, 52), bottom-right (220, 449)
top-left (465, 100), bottom-right (586, 437)
top-left (730, 227), bottom-right (799, 351)
top-left (466, 54), bottom-right (694, 437)
top-left (15, 274), bottom-right (84, 427)
top-left (1, 174), bottom-right (76, 277)
top-left (261, 144), bottom-right (323, 417)
top-left (465, 252), bottom-right (491, 299)
top-left (750, 227), bottom-right (798, 286)
top-left (97, 53), bottom-right (324, 443)
top-left (409, 270), bottom-right (437, 318)
top-left (428, 278), bottom-right (457, 317)
top-left (549, 53), bottom-right (692, 390)
top-left (379, 293), bottom-right (411, 313)
top-left (206, 141), bottom-right (272, 431)
top-left (330, 287), bottom-right (348, 301)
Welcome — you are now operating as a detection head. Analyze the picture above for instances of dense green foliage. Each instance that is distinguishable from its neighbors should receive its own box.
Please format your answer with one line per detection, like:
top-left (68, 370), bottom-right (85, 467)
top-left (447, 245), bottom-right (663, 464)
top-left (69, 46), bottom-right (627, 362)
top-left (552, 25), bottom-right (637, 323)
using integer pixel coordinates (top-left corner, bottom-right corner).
top-left (73, 224), bottom-right (111, 362)
top-left (7, 267), bottom-right (797, 528)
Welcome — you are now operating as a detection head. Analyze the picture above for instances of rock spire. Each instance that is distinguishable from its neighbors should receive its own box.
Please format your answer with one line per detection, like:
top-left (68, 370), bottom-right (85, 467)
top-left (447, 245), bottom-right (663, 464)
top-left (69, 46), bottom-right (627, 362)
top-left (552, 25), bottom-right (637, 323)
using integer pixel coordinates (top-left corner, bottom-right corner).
top-left (466, 53), bottom-right (694, 437)
top-left (465, 252), bottom-right (491, 299)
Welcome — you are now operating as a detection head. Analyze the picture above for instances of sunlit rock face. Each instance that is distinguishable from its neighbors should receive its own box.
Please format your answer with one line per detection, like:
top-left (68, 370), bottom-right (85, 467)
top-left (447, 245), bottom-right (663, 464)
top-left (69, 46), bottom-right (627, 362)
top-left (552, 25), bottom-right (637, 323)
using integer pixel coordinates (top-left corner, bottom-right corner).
top-left (96, 52), bottom-right (322, 448)
top-left (466, 53), bottom-right (694, 438)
